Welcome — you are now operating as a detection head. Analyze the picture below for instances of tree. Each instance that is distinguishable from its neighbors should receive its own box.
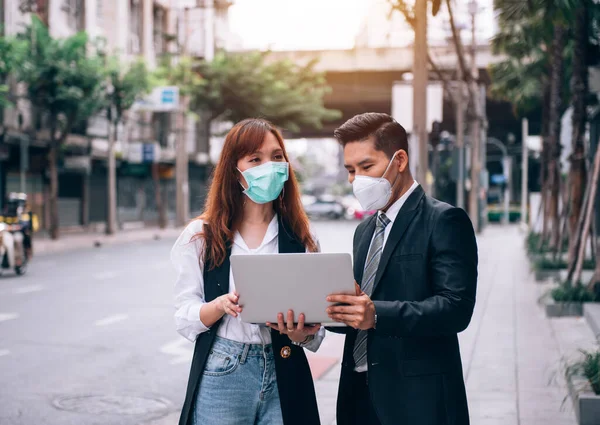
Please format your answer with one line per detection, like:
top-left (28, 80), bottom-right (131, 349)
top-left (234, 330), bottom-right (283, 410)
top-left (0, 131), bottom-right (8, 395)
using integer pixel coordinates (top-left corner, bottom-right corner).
top-left (159, 51), bottom-right (341, 140)
top-left (0, 32), bottom-right (26, 110)
top-left (388, 0), bottom-right (486, 230)
top-left (104, 56), bottom-right (151, 235)
top-left (18, 17), bottom-right (106, 239)
top-left (492, 0), bottom-right (577, 252)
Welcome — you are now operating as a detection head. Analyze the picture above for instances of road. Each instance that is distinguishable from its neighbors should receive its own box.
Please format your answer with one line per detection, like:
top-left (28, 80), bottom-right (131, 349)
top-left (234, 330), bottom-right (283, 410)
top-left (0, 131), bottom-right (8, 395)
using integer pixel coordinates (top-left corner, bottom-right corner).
top-left (0, 220), bottom-right (356, 425)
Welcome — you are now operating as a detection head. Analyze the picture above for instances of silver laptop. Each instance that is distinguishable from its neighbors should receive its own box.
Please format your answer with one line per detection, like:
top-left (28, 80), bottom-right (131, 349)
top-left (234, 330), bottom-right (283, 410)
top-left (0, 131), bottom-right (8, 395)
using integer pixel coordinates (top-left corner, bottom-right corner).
top-left (230, 253), bottom-right (355, 326)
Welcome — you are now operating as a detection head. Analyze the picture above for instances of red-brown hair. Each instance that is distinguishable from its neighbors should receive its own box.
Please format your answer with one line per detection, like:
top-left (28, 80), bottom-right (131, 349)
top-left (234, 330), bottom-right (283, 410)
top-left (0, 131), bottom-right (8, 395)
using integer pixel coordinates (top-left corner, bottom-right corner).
top-left (196, 118), bottom-right (317, 268)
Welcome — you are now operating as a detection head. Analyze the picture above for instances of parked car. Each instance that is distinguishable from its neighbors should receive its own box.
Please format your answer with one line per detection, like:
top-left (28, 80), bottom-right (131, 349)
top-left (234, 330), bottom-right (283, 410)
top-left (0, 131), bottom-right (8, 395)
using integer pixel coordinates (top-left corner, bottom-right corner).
top-left (343, 197), bottom-right (376, 220)
top-left (304, 196), bottom-right (345, 220)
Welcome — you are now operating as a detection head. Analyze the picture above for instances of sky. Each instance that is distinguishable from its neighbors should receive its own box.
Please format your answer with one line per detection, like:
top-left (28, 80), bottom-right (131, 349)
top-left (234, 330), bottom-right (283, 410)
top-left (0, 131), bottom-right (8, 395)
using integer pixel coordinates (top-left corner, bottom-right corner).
top-left (228, 0), bottom-right (496, 51)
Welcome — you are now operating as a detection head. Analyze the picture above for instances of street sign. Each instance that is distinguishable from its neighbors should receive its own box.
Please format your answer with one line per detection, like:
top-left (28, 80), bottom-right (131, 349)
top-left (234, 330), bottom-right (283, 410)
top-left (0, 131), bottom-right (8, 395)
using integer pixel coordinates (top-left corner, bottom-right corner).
top-left (133, 86), bottom-right (179, 112)
top-left (128, 142), bottom-right (161, 164)
top-left (142, 144), bottom-right (154, 162)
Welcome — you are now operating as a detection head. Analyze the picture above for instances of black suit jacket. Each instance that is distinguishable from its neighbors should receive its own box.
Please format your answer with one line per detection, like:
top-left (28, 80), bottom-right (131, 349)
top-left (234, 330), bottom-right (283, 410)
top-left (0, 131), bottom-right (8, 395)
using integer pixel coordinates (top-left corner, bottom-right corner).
top-left (335, 186), bottom-right (478, 425)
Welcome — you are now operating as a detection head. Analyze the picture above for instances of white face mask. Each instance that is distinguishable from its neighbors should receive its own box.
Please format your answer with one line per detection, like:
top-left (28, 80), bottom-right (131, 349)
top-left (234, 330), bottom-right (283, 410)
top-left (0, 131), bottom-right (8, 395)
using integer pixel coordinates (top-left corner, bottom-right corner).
top-left (352, 152), bottom-right (399, 211)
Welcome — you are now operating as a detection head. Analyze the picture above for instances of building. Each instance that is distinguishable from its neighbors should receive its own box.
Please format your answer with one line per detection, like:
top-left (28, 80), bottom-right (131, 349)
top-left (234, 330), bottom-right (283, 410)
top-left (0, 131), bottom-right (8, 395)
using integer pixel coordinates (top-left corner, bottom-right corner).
top-left (0, 0), bottom-right (234, 232)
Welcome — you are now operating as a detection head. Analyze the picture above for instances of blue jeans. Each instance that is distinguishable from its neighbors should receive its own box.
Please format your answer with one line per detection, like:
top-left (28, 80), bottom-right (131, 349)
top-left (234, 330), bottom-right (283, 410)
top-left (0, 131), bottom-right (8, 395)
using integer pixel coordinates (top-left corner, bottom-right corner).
top-left (192, 336), bottom-right (284, 425)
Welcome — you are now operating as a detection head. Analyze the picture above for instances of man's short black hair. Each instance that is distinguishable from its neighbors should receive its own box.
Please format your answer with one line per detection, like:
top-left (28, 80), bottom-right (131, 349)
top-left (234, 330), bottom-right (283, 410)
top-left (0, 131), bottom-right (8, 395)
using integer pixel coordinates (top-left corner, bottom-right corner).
top-left (333, 112), bottom-right (408, 159)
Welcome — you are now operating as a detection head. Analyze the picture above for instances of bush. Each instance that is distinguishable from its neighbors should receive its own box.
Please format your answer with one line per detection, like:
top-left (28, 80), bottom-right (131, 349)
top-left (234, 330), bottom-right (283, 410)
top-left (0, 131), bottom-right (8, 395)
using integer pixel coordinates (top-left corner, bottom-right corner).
top-left (565, 349), bottom-right (600, 395)
top-left (533, 257), bottom-right (595, 271)
top-left (551, 282), bottom-right (599, 303)
top-left (526, 232), bottom-right (568, 256)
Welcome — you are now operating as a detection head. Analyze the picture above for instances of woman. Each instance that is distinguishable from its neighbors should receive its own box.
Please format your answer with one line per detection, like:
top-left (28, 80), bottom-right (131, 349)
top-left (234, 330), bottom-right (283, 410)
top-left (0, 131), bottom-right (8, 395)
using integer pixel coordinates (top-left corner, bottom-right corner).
top-left (171, 118), bottom-right (323, 425)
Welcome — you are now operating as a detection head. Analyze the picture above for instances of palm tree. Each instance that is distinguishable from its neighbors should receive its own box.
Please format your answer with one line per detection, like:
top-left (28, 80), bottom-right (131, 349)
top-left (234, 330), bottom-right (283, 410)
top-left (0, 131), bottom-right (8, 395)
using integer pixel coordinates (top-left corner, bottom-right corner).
top-left (493, 0), bottom-right (576, 251)
top-left (568, 1), bottom-right (589, 264)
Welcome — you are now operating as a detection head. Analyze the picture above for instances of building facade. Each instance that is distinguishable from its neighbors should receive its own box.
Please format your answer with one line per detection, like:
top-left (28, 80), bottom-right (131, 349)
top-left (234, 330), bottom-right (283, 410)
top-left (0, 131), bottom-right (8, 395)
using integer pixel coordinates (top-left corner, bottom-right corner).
top-left (0, 0), bottom-right (233, 231)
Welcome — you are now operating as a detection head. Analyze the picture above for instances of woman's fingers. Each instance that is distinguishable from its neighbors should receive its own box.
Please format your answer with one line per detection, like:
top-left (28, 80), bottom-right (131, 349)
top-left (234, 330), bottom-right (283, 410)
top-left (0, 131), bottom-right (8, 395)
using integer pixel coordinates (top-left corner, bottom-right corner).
top-left (286, 310), bottom-right (295, 332)
top-left (277, 313), bottom-right (286, 333)
top-left (296, 313), bottom-right (305, 331)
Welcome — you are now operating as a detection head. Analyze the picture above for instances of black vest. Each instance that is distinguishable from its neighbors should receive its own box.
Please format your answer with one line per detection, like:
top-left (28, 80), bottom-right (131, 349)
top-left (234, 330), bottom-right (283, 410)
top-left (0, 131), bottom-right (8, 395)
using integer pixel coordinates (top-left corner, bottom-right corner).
top-left (178, 218), bottom-right (321, 425)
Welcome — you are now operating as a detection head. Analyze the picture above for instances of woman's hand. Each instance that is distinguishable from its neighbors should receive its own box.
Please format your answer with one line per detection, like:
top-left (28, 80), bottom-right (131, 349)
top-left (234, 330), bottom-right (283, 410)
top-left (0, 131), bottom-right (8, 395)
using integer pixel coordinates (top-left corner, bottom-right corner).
top-left (266, 310), bottom-right (321, 343)
top-left (215, 292), bottom-right (243, 318)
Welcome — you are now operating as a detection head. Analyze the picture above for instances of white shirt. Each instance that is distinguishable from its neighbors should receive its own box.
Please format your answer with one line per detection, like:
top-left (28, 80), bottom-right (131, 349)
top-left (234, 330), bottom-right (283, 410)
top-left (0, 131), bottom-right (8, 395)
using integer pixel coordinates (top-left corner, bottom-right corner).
top-left (171, 214), bottom-right (324, 351)
top-left (378, 180), bottom-right (420, 246)
top-left (355, 180), bottom-right (420, 372)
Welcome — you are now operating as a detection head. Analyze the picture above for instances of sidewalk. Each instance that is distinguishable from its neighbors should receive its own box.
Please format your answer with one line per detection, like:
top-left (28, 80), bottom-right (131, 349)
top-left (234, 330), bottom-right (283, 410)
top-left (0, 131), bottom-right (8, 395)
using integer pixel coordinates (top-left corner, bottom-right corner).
top-left (123, 224), bottom-right (597, 425)
top-left (33, 225), bottom-right (183, 256)
top-left (308, 225), bottom-right (597, 425)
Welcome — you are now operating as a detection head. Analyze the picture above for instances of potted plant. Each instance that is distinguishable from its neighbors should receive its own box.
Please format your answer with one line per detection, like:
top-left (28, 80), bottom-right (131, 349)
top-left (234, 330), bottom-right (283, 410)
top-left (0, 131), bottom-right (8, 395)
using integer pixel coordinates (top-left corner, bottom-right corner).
top-left (565, 349), bottom-right (600, 425)
top-left (545, 282), bottom-right (599, 317)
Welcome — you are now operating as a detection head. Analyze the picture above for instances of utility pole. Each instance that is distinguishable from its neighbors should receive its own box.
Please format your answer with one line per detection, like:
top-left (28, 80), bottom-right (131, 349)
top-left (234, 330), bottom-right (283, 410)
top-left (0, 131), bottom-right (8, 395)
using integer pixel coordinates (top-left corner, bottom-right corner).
top-left (456, 64), bottom-right (465, 210)
top-left (521, 118), bottom-right (529, 228)
top-left (413, 0), bottom-right (429, 193)
top-left (468, 0), bottom-right (480, 232)
top-left (106, 106), bottom-right (117, 235)
top-left (175, 5), bottom-right (190, 227)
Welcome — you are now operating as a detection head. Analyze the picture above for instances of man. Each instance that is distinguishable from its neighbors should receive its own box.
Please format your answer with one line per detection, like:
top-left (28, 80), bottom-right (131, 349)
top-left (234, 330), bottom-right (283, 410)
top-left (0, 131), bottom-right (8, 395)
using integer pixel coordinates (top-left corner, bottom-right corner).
top-left (327, 113), bottom-right (478, 425)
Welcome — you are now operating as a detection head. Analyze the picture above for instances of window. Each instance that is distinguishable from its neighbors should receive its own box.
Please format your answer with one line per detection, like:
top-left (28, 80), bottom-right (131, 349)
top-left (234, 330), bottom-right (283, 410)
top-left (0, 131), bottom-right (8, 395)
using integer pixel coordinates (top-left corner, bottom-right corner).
top-left (63, 0), bottom-right (84, 31)
top-left (153, 6), bottom-right (166, 55)
top-left (152, 113), bottom-right (171, 147)
top-left (96, 0), bottom-right (102, 26)
top-left (129, 0), bottom-right (142, 54)
top-left (0, 0), bottom-right (4, 35)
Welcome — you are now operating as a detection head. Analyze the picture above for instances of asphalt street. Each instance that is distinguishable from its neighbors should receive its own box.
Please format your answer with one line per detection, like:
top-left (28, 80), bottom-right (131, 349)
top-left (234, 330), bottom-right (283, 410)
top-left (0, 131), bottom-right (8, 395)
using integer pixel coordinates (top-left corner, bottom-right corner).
top-left (0, 219), bottom-right (356, 425)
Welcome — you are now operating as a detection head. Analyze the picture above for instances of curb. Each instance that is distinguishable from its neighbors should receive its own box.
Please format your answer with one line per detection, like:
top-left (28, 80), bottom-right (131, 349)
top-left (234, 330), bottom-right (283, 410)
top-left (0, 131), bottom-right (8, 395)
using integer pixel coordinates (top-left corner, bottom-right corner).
top-left (34, 227), bottom-right (183, 257)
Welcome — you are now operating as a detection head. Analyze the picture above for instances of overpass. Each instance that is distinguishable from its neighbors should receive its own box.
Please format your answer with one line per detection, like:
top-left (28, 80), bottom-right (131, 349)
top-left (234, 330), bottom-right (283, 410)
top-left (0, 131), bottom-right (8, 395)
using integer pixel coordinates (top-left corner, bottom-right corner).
top-left (267, 44), bottom-right (501, 74)
top-left (262, 45), bottom-right (517, 141)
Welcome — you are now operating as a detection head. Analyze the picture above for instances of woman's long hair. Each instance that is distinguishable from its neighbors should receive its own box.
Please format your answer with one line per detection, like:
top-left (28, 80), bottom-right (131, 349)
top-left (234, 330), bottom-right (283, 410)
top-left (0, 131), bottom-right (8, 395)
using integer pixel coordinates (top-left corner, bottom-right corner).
top-left (196, 118), bottom-right (317, 268)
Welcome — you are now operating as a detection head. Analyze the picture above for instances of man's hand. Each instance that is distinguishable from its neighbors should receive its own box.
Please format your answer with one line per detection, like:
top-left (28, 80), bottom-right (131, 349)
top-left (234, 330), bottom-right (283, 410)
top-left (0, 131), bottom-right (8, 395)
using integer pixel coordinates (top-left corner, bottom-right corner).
top-left (326, 282), bottom-right (376, 330)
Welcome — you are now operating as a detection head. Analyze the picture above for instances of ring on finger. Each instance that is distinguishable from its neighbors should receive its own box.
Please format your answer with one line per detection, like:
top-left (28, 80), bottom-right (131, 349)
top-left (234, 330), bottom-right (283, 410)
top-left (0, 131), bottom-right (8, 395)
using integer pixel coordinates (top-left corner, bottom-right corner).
top-left (287, 328), bottom-right (294, 332)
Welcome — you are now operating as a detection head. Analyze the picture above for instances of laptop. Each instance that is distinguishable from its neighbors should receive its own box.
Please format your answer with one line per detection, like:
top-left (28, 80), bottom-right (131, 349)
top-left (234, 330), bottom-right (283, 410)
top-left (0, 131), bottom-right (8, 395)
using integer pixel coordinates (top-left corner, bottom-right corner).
top-left (230, 253), bottom-right (355, 326)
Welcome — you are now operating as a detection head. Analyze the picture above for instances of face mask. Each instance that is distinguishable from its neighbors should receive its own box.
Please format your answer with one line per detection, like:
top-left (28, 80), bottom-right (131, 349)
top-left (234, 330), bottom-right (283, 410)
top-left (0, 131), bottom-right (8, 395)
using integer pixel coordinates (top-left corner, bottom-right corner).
top-left (352, 152), bottom-right (399, 211)
top-left (238, 162), bottom-right (289, 204)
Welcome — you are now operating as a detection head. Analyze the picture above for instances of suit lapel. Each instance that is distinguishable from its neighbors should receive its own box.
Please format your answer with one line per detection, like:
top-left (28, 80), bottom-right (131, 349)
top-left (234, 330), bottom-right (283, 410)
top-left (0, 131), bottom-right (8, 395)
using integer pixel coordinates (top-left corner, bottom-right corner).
top-left (372, 186), bottom-right (425, 293)
top-left (354, 215), bottom-right (377, 284)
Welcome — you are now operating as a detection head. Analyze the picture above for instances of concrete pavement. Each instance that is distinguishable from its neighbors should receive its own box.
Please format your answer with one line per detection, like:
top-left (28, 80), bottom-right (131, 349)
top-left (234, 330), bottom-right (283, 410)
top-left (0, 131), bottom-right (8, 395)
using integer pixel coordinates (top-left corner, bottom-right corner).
top-left (310, 224), bottom-right (597, 425)
top-left (0, 221), bottom-right (596, 425)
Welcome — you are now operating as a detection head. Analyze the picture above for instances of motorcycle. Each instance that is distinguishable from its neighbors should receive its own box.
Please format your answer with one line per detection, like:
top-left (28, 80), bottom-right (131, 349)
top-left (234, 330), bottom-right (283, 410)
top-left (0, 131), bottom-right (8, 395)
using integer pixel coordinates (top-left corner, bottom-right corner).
top-left (0, 223), bottom-right (28, 276)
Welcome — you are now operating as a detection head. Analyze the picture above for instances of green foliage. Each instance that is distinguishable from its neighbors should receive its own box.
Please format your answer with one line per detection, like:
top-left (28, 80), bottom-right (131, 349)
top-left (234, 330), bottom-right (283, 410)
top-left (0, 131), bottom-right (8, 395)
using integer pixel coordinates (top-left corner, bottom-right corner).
top-left (0, 30), bottom-right (27, 108)
top-left (160, 51), bottom-right (341, 132)
top-left (534, 257), bottom-right (595, 271)
top-left (551, 282), bottom-right (599, 302)
top-left (17, 17), bottom-right (106, 140)
top-left (105, 56), bottom-right (151, 122)
top-left (565, 349), bottom-right (600, 395)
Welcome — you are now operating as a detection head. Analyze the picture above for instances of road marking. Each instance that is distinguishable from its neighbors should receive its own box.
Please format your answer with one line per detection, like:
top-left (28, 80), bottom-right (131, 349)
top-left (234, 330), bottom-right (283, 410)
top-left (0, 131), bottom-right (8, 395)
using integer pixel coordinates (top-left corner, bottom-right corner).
top-left (13, 284), bottom-right (44, 294)
top-left (150, 261), bottom-right (170, 271)
top-left (160, 339), bottom-right (193, 365)
top-left (0, 313), bottom-right (18, 323)
top-left (94, 314), bottom-right (129, 326)
top-left (0, 349), bottom-right (9, 357)
top-left (93, 271), bottom-right (118, 280)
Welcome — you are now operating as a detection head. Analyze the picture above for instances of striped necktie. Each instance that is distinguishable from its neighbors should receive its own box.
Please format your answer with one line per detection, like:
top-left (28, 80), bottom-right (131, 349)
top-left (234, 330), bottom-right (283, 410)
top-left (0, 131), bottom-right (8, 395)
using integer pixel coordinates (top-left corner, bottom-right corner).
top-left (353, 213), bottom-right (391, 370)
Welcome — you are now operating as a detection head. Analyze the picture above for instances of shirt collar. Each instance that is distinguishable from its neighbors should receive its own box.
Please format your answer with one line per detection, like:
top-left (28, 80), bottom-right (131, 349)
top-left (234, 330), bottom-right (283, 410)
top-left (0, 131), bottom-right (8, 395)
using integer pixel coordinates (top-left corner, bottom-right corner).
top-left (379, 180), bottom-right (420, 224)
top-left (233, 213), bottom-right (279, 251)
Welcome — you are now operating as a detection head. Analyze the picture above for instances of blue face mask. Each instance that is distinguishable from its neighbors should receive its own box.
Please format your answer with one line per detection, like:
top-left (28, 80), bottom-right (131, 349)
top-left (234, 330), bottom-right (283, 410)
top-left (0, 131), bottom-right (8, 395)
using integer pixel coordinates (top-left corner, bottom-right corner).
top-left (238, 162), bottom-right (289, 204)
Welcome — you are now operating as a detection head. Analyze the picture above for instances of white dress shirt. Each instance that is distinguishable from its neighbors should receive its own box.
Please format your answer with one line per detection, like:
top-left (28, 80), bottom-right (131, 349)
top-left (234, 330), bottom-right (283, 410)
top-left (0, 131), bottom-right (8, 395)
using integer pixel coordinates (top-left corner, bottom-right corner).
top-left (378, 180), bottom-right (420, 247)
top-left (355, 180), bottom-right (420, 372)
top-left (171, 214), bottom-right (324, 351)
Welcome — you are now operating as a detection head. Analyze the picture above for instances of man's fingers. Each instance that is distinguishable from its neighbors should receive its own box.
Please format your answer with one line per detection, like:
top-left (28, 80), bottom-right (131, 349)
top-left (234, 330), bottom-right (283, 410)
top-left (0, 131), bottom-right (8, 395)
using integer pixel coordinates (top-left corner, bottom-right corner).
top-left (355, 282), bottom-right (361, 296)
top-left (327, 305), bottom-right (360, 315)
top-left (286, 310), bottom-right (294, 331)
top-left (327, 294), bottom-right (358, 305)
